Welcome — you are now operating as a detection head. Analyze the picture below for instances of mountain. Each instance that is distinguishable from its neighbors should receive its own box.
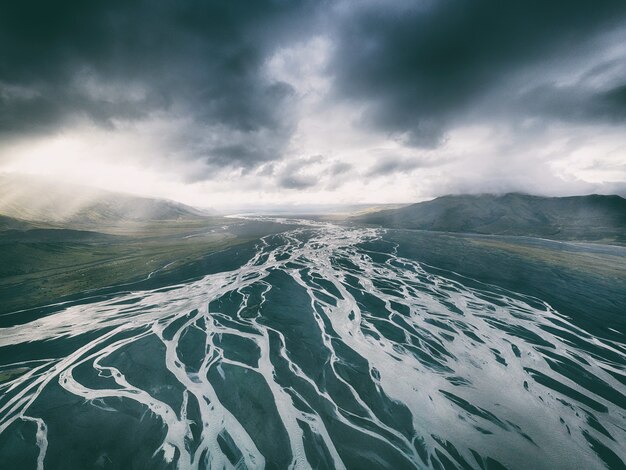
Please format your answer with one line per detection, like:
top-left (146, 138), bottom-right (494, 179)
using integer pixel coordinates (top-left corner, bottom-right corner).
top-left (0, 174), bottom-right (206, 225)
top-left (353, 193), bottom-right (626, 243)
top-left (0, 214), bottom-right (36, 231)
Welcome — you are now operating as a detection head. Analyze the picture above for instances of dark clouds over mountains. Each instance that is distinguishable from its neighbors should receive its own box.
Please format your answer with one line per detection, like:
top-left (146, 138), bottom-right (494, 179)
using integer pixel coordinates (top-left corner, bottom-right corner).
top-left (1, 0), bottom-right (625, 193)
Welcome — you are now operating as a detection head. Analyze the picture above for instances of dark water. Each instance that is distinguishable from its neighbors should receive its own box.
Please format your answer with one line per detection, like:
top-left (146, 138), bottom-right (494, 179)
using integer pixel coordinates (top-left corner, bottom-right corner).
top-left (1, 219), bottom-right (625, 469)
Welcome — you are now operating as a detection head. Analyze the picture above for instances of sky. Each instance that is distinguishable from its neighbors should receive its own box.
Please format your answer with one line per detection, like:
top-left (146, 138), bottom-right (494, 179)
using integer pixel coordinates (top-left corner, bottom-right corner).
top-left (1, 0), bottom-right (626, 207)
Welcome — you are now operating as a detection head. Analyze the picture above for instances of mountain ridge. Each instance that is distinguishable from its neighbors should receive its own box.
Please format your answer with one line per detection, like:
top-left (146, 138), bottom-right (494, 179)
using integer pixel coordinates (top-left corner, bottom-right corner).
top-left (0, 174), bottom-right (206, 225)
top-left (353, 193), bottom-right (626, 243)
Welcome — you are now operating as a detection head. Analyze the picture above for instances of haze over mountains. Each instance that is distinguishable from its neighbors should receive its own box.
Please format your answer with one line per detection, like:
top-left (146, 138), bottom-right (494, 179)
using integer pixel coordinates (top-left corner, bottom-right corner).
top-left (2, 173), bottom-right (625, 245)
top-left (0, 174), bottom-right (205, 226)
top-left (355, 193), bottom-right (626, 243)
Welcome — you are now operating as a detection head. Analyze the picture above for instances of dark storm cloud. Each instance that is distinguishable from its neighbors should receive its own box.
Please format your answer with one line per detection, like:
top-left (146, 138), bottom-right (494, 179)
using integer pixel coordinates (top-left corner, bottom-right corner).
top-left (0, 0), bottom-right (316, 168)
top-left (519, 82), bottom-right (626, 124)
top-left (2, 0), bottom-right (626, 182)
top-left (329, 0), bottom-right (626, 148)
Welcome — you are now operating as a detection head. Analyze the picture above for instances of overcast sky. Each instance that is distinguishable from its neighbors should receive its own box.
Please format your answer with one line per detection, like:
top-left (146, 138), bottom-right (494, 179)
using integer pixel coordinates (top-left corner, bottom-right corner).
top-left (1, 0), bottom-right (626, 206)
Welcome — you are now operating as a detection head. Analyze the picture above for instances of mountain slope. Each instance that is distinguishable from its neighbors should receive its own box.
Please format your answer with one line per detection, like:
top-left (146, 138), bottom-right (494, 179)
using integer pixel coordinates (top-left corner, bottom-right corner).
top-left (0, 214), bottom-right (37, 231)
top-left (0, 174), bottom-right (205, 225)
top-left (354, 193), bottom-right (626, 242)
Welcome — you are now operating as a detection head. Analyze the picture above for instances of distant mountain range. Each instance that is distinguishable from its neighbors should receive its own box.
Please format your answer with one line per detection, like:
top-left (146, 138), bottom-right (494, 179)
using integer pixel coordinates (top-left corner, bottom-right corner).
top-left (0, 174), bottom-right (206, 225)
top-left (354, 193), bottom-right (626, 243)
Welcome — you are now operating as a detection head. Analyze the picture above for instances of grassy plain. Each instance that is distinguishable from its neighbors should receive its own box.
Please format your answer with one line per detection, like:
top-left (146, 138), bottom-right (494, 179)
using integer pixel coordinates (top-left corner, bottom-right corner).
top-left (0, 217), bottom-right (290, 315)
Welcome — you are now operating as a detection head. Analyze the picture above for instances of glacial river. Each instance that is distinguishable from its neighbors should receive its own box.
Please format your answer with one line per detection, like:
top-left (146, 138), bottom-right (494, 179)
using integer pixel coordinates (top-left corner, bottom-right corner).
top-left (1, 219), bottom-right (625, 469)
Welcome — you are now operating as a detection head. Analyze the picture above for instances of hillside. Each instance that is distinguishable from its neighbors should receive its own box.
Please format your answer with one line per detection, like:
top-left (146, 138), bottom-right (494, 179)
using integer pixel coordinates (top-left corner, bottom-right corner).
top-left (0, 214), bottom-right (36, 231)
top-left (0, 174), bottom-right (205, 225)
top-left (353, 193), bottom-right (626, 243)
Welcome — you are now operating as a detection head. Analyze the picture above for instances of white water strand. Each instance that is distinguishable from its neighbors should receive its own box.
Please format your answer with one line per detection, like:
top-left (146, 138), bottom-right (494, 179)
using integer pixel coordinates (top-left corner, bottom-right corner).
top-left (0, 220), bottom-right (624, 469)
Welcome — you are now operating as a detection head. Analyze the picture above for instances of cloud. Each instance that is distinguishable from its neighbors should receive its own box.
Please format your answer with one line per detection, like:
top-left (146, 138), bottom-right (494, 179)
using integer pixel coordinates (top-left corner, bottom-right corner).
top-left (1, 0), bottom-right (625, 202)
top-left (365, 156), bottom-right (446, 177)
top-left (518, 82), bottom-right (626, 124)
top-left (0, 0), bottom-right (316, 171)
top-left (328, 0), bottom-right (626, 148)
top-left (328, 162), bottom-right (353, 176)
top-left (277, 173), bottom-right (318, 190)
top-left (275, 155), bottom-right (323, 189)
